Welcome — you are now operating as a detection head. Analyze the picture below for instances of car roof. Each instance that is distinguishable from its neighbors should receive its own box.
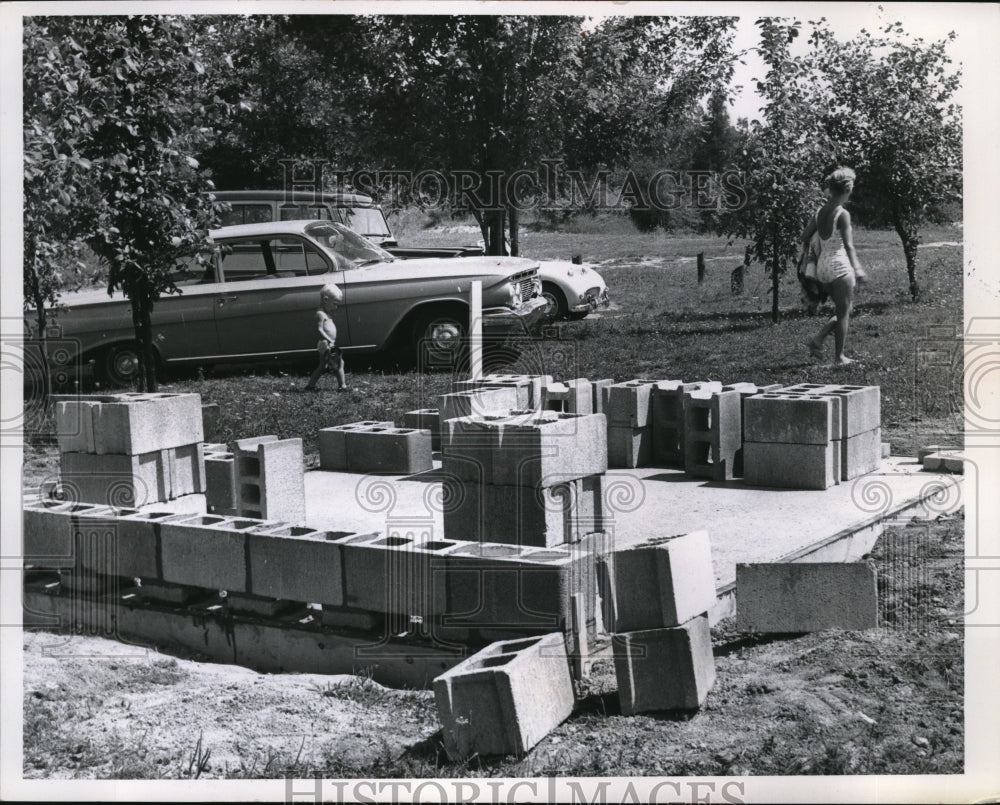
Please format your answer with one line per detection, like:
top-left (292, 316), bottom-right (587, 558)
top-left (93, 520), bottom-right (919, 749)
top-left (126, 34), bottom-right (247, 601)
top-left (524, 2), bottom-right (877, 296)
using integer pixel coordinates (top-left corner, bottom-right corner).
top-left (211, 189), bottom-right (375, 205)
top-left (208, 220), bottom-right (341, 239)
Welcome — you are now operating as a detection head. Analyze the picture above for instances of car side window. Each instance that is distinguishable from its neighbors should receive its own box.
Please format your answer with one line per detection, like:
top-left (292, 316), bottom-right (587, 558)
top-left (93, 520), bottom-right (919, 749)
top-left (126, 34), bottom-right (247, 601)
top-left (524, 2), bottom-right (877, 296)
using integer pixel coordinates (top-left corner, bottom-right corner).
top-left (219, 204), bottom-right (273, 227)
top-left (218, 238), bottom-right (277, 282)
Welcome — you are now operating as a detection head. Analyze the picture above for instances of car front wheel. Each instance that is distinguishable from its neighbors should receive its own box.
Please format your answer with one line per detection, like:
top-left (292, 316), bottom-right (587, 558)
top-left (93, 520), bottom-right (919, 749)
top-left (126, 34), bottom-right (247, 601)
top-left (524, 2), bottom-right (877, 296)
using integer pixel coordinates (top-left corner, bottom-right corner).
top-left (541, 283), bottom-right (568, 321)
top-left (412, 311), bottom-right (467, 371)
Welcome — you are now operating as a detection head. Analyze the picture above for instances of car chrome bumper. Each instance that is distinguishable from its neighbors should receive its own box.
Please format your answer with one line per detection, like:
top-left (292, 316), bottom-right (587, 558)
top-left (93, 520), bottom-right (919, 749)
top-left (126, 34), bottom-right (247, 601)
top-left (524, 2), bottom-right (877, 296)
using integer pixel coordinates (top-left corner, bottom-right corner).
top-left (569, 287), bottom-right (611, 313)
top-left (482, 297), bottom-right (550, 334)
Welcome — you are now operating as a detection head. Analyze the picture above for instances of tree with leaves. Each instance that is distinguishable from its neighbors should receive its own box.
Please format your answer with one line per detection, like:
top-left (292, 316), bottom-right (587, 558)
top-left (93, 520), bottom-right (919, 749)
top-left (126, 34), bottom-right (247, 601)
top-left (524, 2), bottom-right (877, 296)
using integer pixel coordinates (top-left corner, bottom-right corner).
top-left (809, 22), bottom-right (961, 300)
top-left (718, 18), bottom-right (833, 323)
top-left (23, 15), bottom-right (235, 390)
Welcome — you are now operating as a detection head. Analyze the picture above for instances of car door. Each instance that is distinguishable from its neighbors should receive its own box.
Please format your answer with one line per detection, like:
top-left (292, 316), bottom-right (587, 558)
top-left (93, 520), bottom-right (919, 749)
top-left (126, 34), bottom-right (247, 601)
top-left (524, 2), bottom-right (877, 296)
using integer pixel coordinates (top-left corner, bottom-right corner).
top-left (213, 235), bottom-right (350, 358)
top-left (146, 256), bottom-right (223, 362)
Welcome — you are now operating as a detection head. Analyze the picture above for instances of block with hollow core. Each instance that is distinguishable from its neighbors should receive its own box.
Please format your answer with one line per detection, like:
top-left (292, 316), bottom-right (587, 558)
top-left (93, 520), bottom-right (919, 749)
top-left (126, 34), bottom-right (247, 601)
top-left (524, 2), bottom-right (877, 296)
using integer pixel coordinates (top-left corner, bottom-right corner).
top-left (736, 562), bottom-right (878, 632)
top-left (443, 474), bottom-right (605, 548)
top-left (651, 381), bottom-right (722, 467)
top-left (88, 392), bottom-right (204, 455)
top-left (205, 451), bottom-right (238, 515)
top-left (113, 509), bottom-right (198, 579)
top-left (564, 379), bottom-right (594, 414)
top-left (682, 389), bottom-right (743, 481)
top-left (343, 427), bottom-right (434, 475)
top-left (55, 399), bottom-right (99, 453)
top-left (541, 381), bottom-right (569, 411)
top-left (605, 380), bottom-right (658, 427)
top-left (602, 531), bottom-right (715, 632)
top-left (722, 382), bottom-right (783, 476)
top-left (452, 376), bottom-right (535, 410)
top-left (318, 421), bottom-right (394, 471)
top-left (234, 437), bottom-right (305, 524)
top-left (159, 514), bottom-right (252, 592)
top-left (433, 633), bottom-right (575, 760)
top-left (614, 614), bottom-right (716, 714)
top-left (492, 412), bottom-right (608, 487)
top-left (780, 384), bottom-right (881, 437)
top-left (439, 386), bottom-right (519, 424)
top-left (403, 409), bottom-right (442, 450)
top-left (247, 525), bottom-right (358, 607)
top-left (434, 542), bottom-right (596, 637)
top-left (22, 500), bottom-right (101, 565)
top-left (743, 393), bottom-right (838, 445)
top-left (607, 425), bottom-right (651, 469)
top-left (743, 441), bottom-right (839, 490)
top-left (338, 532), bottom-right (469, 618)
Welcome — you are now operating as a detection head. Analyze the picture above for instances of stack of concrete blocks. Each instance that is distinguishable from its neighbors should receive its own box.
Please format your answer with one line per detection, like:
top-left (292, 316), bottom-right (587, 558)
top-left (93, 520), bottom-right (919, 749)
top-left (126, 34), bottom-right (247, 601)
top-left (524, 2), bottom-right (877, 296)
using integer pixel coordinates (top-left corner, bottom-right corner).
top-left (433, 632), bottom-right (575, 759)
top-left (441, 411), bottom-right (608, 548)
top-left (779, 384), bottom-right (882, 481)
top-left (451, 374), bottom-right (550, 412)
top-left (650, 381), bottom-right (723, 468)
top-left (604, 531), bottom-right (717, 713)
top-left (233, 436), bottom-right (306, 524)
top-left (742, 393), bottom-right (842, 490)
top-left (55, 393), bottom-right (206, 509)
top-left (682, 388), bottom-right (743, 481)
top-left (721, 382), bottom-right (783, 476)
top-left (319, 423), bottom-right (433, 475)
top-left (604, 380), bottom-right (658, 468)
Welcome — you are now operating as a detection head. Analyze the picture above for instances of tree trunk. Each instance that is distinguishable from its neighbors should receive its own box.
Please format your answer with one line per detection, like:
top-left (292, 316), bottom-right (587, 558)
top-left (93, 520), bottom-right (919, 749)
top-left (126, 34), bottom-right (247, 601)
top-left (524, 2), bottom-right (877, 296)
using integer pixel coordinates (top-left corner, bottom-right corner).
top-left (508, 205), bottom-right (520, 257)
top-left (470, 208), bottom-right (489, 251)
top-left (892, 217), bottom-right (921, 301)
top-left (487, 209), bottom-right (506, 256)
top-left (130, 292), bottom-right (158, 392)
top-left (770, 226), bottom-right (780, 323)
top-left (34, 299), bottom-right (52, 411)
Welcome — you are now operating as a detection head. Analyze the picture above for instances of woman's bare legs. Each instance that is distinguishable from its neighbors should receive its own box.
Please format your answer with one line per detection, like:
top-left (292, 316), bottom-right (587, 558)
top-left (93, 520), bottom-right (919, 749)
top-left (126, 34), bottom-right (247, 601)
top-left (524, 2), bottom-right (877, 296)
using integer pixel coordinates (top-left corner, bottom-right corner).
top-left (809, 275), bottom-right (855, 364)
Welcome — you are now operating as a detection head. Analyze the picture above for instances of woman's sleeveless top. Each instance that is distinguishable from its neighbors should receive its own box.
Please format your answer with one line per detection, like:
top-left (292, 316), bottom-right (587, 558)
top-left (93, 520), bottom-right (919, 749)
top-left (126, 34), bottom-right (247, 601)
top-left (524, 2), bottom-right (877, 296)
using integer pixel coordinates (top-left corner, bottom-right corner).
top-left (814, 207), bottom-right (853, 283)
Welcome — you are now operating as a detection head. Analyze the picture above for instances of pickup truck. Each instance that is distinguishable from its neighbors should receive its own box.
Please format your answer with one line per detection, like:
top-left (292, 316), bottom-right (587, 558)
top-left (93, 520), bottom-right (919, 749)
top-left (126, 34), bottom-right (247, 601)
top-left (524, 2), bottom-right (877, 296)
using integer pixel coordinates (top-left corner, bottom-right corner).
top-left (29, 220), bottom-right (547, 385)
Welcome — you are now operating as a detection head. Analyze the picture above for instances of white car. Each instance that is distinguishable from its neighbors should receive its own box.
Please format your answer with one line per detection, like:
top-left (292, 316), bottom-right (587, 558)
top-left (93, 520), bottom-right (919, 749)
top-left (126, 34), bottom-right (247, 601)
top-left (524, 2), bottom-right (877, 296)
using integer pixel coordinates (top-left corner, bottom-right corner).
top-left (535, 259), bottom-right (611, 321)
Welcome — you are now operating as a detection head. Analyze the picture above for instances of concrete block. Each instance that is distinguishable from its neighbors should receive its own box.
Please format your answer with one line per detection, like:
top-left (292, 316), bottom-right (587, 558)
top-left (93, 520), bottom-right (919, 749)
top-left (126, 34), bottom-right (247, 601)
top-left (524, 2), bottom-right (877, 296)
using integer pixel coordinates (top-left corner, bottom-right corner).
top-left (743, 394), bottom-right (837, 445)
top-left (650, 381), bottom-right (721, 467)
top-left (443, 475), bottom-right (605, 548)
top-left (248, 525), bottom-right (353, 606)
top-left (318, 421), bottom-right (394, 471)
top-left (591, 379), bottom-right (614, 414)
top-left (843, 427), bottom-right (882, 480)
top-left (235, 437), bottom-right (305, 524)
top-left (343, 427), bottom-right (433, 475)
top-left (603, 531), bottom-right (715, 631)
top-left (339, 532), bottom-right (466, 617)
top-left (433, 632), bottom-right (574, 759)
top-left (440, 386), bottom-right (519, 423)
top-left (923, 451), bottom-right (965, 474)
top-left (404, 409), bottom-right (442, 450)
top-left (605, 380), bottom-right (658, 427)
top-left (608, 425), bottom-right (651, 469)
top-left (22, 500), bottom-right (101, 564)
top-left (60, 450), bottom-right (168, 506)
top-left (167, 442), bottom-right (207, 497)
top-left (55, 400), bottom-right (98, 453)
top-left (736, 562), bottom-right (878, 632)
top-left (202, 442), bottom-right (229, 455)
top-left (541, 381), bottom-right (569, 411)
top-left (436, 543), bottom-right (596, 636)
top-left (614, 615), bottom-right (716, 713)
top-left (205, 451), bottom-right (238, 515)
top-left (743, 441), bottom-right (838, 490)
top-left (492, 412), bottom-right (608, 487)
top-left (452, 376), bottom-right (535, 410)
top-left (683, 389), bottom-right (742, 481)
top-left (114, 509), bottom-right (195, 579)
top-left (441, 415), bottom-right (502, 484)
top-left (881, 442), bottom-right (891, 459)
top-left (159, 514), bottom-right (250, 592)
top-left (564, 379), bottom-right (594, 414)
top-left (918, 444), bottom-right (962, 462)
top-left (781, 384), bottom-right (880, 437)
top-left (91, 392), bottom-right (204, 455)
top-left (722, 383), bottom-right (782, 477)
top-left (135, 493), bottom-right (207, 516)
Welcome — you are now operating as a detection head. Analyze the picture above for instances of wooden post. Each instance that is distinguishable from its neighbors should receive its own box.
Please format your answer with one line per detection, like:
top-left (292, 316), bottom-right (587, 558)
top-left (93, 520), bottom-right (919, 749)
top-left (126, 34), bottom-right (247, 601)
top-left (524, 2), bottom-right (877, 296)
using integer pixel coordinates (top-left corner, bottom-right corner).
top-left (697, 252), bottom-right (706, 284)
top-left (571, 592), bottom-right (588, 681)
top-left (469, 280), bottom-right (483, 381)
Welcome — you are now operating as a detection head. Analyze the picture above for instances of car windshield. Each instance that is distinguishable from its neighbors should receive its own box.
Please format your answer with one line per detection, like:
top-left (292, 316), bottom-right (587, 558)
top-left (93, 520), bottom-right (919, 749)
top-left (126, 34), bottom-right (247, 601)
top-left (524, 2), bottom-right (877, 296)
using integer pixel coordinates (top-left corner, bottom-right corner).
top-left (304, 221), bottom-right (394, 266)
top-left (341, 206), bottom-right (392, 238)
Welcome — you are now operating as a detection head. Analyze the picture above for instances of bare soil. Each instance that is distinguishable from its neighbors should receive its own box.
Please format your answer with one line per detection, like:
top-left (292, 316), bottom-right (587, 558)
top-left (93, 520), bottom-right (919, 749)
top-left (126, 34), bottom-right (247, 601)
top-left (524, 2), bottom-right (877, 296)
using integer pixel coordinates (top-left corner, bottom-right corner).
top-left (22, 511), bottom-right (964, 779)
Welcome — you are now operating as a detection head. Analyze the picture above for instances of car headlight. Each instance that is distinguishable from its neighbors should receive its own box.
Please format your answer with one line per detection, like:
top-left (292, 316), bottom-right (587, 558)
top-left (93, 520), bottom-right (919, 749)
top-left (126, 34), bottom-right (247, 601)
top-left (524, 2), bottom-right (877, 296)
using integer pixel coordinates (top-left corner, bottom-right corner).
top-left (507, 282), bottom-right (520, 307)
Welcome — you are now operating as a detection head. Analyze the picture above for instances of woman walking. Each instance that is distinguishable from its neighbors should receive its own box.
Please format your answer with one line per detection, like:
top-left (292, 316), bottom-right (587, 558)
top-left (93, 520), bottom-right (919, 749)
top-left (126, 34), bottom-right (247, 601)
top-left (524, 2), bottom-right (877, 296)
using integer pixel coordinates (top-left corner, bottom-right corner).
top-left (802, 167), bottom-right (867, 365)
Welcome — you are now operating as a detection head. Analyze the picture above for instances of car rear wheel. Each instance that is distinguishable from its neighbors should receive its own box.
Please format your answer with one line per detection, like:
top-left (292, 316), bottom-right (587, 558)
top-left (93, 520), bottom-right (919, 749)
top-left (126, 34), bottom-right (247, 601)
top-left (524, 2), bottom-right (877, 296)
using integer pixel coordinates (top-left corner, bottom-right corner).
top-left (541, 283), bottom-right (568, 321)
top-left (97, 342), bottom-right (143, 387)
top-left (412, 310), bottom-right (467, 371)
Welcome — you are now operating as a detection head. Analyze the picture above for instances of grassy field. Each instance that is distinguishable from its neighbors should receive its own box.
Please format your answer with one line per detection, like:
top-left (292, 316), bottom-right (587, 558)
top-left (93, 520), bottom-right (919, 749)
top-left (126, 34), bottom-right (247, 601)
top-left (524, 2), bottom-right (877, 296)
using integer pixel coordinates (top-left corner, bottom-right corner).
top-left (29, 220), bottom-right (960, 459)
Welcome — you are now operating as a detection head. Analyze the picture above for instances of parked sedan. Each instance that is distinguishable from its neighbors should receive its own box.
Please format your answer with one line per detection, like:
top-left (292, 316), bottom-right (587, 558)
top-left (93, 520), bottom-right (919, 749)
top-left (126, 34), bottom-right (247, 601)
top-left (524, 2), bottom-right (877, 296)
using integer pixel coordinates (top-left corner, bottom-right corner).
top-left (33, 220), bottom-right (547, 384)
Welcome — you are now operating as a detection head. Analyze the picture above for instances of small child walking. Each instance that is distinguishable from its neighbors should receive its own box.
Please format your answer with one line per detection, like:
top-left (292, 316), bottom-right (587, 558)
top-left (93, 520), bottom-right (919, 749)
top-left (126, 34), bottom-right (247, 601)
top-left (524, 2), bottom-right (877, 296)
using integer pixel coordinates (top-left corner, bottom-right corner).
top-left (304, 283), bottom-right (347, 391)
